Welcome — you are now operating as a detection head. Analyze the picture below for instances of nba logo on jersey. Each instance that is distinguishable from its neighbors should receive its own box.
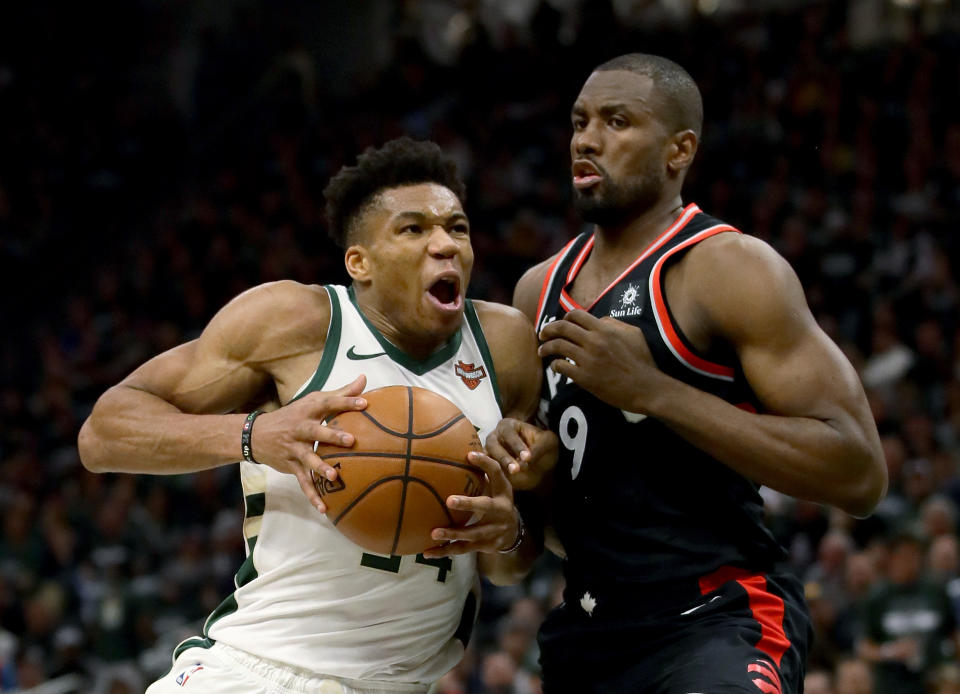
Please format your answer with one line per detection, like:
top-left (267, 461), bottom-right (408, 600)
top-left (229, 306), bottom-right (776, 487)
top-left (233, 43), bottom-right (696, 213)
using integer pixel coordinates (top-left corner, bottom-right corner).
top-left (175, 663), bottom-right (204, 686)
top-left (609, 283), bottom-right (643, 318)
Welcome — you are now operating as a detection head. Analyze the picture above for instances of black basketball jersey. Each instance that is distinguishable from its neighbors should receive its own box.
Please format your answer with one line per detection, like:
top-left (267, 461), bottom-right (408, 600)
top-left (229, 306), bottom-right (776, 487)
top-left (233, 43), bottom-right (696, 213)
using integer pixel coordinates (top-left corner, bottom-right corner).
top-left (535, 204), bottom-right (785, 612)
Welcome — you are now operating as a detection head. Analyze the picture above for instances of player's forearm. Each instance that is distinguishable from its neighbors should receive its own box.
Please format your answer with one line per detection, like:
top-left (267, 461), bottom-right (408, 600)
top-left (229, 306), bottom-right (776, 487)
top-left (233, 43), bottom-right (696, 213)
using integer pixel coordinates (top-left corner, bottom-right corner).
top-left (643, 378), bottom-right (886, 517)
top-left (78, 384), bottom-right (247, 474)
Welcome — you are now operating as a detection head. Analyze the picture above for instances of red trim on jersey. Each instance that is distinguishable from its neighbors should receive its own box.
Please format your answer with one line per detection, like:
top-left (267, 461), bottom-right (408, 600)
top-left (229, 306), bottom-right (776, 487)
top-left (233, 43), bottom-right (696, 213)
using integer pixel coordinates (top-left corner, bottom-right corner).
top-left (535, 236), bottom-right (581, 328)
top-left (736, 402), bottom-right (758, 413)
top-left (699, 566), bottom-right (791, 667)
top-left (566, 236), bottom-right (595, 285)
top-left (650, 225), bottom-right (738, 379)
top-left (558, 204), bottom-right (701, 311)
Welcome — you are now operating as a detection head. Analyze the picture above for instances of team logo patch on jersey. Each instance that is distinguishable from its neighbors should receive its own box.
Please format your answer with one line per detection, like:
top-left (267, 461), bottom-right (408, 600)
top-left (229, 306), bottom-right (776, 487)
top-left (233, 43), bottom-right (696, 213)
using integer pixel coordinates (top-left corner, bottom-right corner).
top-left (609, 282), bottom-right (643, 318)
top-left (454, 360), bottom-right (487, 390)
top-left (747, 658), bottom-right (782, 694)
top-left (175, 663), bottom-right (204, 686)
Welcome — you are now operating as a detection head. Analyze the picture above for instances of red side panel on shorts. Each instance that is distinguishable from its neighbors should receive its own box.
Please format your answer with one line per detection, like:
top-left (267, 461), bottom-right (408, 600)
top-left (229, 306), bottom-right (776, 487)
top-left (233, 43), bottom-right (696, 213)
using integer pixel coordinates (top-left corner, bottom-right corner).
top-left (698, 566), bottom-right (791, 667)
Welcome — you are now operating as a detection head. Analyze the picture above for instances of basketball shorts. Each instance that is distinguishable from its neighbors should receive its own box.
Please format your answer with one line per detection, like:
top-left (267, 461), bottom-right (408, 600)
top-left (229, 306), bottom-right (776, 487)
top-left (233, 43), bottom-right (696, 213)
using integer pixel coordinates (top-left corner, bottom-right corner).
top-left (538, 567), bottom-right (812, 694)
top-left (146, 641), bottom-right (432, 694)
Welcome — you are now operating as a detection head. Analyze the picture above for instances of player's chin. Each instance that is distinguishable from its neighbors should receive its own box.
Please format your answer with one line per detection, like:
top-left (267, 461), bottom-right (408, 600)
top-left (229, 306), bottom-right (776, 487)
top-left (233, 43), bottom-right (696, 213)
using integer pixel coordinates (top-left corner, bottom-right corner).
top-left (419, 302), bottom-right (463, 337)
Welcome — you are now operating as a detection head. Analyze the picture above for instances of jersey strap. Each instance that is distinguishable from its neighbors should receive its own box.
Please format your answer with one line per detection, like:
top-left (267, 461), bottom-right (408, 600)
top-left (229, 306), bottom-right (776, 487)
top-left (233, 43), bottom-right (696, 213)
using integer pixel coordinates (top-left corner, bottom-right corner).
top-left (535, 235), bottom-right (585, 331)
top-left (289, 285), bottom-right (343, 401)
top-left (648, 223), bottom-right (738, 381)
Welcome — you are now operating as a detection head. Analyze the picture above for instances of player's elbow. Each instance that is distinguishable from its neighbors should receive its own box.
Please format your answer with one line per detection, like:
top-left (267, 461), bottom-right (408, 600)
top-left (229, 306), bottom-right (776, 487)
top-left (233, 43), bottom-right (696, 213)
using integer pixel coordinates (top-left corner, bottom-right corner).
top-left (77, 416), bottom-right (110, 473)
top-left (838, 446), bottom-right (888, 519)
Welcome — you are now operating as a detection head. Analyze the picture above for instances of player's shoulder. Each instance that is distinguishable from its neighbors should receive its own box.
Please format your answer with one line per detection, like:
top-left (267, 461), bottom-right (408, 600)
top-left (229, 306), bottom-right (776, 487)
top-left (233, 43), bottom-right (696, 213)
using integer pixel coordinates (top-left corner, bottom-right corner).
top-left (471, 300), bottom-right (540, 418)
top-left (471, 300), bottom-right (538, 367)
top-left (683, 230), bottom-right (808, 339)
top-left (471, 300), bottom-right (536, 342)
top-left (513, 252), bottom-right (564, 321)
top-left (226, 279), bottom-right (329, 325)
top-left (211, 280), bottom-right (331, 359)
top-left (685, 231), bottom-right (798, 297)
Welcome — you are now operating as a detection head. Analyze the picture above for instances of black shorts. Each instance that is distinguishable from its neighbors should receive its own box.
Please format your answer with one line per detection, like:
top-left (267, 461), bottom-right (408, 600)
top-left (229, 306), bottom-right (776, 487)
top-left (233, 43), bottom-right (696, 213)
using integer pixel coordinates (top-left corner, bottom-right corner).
top-left (538, 567), bottom-right (812, 694)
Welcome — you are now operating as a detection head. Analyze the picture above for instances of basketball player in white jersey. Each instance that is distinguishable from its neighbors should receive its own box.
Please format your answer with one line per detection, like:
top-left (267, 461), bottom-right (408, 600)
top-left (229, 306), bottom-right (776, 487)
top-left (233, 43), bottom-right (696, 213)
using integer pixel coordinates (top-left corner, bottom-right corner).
top-left (78, 138), bottom-right (542, 693)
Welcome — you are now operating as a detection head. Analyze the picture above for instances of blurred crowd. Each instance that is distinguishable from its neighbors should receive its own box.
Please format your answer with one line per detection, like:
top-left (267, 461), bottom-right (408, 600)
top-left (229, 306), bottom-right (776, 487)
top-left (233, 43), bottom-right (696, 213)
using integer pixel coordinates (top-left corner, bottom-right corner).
top-left (1, 1), bottom-right (960, 692)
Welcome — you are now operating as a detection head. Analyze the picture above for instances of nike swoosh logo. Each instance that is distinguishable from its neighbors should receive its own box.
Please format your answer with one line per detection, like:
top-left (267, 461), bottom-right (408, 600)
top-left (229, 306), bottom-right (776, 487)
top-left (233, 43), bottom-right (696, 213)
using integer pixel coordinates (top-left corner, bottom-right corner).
top-left (346, 346), bottom-right (387, 360)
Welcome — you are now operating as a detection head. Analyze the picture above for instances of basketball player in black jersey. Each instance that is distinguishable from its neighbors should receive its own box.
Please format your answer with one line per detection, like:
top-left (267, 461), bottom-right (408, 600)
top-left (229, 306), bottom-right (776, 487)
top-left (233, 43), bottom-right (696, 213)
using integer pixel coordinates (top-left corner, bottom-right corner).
top-left (486, 54), bottom-right (887, 693)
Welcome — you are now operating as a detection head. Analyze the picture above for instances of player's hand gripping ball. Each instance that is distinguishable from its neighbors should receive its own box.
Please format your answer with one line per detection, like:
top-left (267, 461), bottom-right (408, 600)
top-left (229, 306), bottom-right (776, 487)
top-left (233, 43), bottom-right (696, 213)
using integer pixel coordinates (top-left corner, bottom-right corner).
top-left (313, 385), bottom-right (486, 555)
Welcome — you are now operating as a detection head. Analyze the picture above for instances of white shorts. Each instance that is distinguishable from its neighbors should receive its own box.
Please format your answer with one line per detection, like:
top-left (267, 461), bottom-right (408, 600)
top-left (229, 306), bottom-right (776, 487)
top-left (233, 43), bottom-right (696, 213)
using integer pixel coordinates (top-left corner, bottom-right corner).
top-left (146, 642), bottom-right (432, 694)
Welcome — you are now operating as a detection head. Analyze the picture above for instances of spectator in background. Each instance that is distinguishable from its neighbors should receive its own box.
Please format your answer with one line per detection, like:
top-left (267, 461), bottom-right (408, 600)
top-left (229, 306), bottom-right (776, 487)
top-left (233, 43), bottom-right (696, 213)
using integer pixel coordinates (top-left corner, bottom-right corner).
top-left (805, 669), bottom-right (834, 694)
top-left (931, 663), bottom-right (960, 694)
top-left (857, 529), bottom-right (959, 694)
top-left (834, 658), bottom-right (873, 694)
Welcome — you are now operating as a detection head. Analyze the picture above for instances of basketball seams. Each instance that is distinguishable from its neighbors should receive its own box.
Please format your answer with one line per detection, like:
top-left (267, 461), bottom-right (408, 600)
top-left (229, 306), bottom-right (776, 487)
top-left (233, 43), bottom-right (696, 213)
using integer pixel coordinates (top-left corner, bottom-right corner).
top-left (334, 477), bottom-right (458, 528)
top-left (317, 451), bottom-right (480, 472)
top-left (390, 387), bottom-right (416, 555)
top-left (358, 409), bottom-right (467, 439)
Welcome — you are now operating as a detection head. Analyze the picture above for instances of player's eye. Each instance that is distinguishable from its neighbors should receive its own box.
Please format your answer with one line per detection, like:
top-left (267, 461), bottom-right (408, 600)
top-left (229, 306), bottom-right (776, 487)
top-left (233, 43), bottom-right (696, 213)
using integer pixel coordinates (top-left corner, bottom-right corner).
top-left (401, 224), bottom-right (422, 234)
top-left (609, 116), bottom-right (628, 129)
top-left (572, 116), bottom-right (587, 130)
top-left (451, 223), bottom-right (469, 235)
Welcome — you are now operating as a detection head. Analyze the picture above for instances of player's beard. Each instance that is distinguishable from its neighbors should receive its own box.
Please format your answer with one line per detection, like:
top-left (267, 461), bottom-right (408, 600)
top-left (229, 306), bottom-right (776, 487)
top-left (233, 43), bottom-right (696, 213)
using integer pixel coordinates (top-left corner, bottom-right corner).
top-left (574, 164), bottom-right (665, 228)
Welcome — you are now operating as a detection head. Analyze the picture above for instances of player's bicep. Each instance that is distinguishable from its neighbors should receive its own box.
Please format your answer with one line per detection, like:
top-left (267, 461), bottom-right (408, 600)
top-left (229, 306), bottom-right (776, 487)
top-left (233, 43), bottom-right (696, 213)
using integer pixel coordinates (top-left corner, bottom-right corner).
top-left (738, 323), bottom-right (864, 423)
top-left (712, 242), bottom-right (865, 423)
top-left (121, 300), bottom-right (269, 414)
top-left (121, 337), bottom-right (264, 414)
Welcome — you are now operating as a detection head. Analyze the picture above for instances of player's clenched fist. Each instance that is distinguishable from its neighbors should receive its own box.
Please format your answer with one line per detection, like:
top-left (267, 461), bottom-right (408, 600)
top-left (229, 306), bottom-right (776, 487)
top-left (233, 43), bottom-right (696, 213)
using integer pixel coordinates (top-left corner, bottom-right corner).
top-left (486, 418), bottom-right (559, 490)
top-left (538, 309), bottom-right (665, 414)
top-left (248, 375), bottom-right (368, 511)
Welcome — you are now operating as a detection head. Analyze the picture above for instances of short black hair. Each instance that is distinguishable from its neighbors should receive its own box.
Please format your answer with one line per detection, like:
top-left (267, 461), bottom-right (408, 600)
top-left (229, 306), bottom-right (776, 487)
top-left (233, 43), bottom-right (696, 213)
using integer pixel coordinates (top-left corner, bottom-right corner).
top-left (595, 53), bottom-right (703, 139)
top-left (323, 137), bottom-right (466, 248)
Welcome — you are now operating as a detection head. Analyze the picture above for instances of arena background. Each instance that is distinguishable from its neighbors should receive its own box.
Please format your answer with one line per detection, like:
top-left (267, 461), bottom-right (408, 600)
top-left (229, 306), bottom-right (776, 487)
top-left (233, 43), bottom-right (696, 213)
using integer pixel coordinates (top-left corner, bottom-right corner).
top-left (1, 1), bottom-right (959, 692)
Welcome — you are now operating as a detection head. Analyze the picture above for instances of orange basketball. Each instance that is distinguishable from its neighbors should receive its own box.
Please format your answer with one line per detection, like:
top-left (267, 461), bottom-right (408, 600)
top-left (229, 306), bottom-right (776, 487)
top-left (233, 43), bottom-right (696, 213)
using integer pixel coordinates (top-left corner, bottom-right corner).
top-left (313, 385), bottom-right (486, 555)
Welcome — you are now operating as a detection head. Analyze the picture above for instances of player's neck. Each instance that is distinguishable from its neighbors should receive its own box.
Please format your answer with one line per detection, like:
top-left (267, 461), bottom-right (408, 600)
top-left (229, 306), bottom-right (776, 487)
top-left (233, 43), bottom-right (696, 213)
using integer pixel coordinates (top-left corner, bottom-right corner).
top-left (591, 197), bottom-right (686, 266)
top-left (353, 288), bottom-right (456, 360)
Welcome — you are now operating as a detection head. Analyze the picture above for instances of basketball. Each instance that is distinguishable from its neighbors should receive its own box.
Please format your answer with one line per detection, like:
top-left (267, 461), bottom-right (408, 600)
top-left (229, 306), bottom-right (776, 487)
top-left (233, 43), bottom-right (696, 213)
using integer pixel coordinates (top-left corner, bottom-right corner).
top-left (313, 385), bottom-right (486, 555)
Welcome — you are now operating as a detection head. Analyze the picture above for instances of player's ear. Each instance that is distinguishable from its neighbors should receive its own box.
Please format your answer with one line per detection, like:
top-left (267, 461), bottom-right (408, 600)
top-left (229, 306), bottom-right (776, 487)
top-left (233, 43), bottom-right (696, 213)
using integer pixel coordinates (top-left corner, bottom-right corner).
top-left (344, 244), bottom-right (371, 282)
top-left (666, 129), bottom-right (698, 176)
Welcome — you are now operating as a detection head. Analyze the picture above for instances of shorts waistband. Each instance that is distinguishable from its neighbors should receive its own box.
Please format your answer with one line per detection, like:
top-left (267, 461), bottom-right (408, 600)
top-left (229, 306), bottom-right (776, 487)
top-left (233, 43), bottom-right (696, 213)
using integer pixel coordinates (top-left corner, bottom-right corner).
top-left (561, 565), bottom-right (785, 620)
top-left (211, 642), bottom-right (431, 694)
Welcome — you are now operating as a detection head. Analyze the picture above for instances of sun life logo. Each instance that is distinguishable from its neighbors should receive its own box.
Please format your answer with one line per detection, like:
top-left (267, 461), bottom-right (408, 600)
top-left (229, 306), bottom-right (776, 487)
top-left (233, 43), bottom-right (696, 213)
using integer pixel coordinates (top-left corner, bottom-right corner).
top-left (610, 283), bottom-right (642, 318)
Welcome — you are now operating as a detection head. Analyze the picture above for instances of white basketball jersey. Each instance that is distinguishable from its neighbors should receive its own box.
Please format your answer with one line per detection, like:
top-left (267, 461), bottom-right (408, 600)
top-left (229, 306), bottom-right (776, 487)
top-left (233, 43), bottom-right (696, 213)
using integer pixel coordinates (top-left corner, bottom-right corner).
top-left (177, 285), bottom-right (503, 685)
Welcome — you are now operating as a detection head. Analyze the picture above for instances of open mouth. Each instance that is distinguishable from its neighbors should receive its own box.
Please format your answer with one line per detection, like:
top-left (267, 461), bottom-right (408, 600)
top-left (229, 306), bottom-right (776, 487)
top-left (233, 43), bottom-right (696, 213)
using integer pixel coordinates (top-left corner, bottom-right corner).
top-left (572, 160), bottom-right (603, 190)
top-left (427, 276), bottom-right (463, 312)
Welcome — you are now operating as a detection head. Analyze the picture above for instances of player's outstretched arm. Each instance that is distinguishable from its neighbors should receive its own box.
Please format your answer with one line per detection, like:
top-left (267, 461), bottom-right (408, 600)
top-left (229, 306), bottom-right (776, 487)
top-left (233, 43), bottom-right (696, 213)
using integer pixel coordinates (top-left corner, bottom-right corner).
top-left (77, 281), bottom-right (368, 510)
top-left (540, 234), bottom-right (886, 517)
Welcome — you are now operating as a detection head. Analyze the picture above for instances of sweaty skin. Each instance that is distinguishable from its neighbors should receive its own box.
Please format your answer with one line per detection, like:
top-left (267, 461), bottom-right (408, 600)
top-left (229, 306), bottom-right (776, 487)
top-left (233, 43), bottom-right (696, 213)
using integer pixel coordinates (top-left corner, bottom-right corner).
top-left (78, 183), bottom-right (542, 578)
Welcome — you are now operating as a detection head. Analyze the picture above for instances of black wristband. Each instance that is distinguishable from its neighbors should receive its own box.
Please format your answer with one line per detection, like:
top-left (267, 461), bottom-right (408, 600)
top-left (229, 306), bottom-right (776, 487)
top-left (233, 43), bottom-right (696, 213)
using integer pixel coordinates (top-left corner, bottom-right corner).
top-left (498, 509), bottom-right (525, 554)
top-left (241, 410), bottom-right (263, 464)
